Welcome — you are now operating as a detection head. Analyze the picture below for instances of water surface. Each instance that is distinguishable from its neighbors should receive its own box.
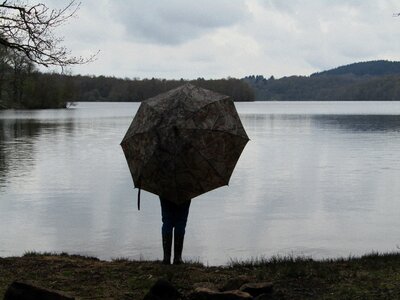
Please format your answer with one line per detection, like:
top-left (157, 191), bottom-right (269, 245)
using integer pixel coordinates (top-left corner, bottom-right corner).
top-left (1, 101), bottom-right (400, 265)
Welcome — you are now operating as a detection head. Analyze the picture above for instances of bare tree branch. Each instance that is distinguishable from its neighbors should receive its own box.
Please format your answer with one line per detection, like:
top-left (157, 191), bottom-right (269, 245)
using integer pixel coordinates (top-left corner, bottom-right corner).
top-left (0, 0), bottom-right (96, 68)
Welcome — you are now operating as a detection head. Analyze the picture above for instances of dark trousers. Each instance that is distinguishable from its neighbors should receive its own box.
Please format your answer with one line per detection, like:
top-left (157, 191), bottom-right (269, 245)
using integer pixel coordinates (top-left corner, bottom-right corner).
top-left (160, 197), bottom-right (191, 236)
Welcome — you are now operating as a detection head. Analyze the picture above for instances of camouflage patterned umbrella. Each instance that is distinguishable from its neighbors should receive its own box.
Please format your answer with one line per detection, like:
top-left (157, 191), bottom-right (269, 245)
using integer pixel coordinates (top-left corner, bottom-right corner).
top-left (120, 84), bottom-right (249, 207)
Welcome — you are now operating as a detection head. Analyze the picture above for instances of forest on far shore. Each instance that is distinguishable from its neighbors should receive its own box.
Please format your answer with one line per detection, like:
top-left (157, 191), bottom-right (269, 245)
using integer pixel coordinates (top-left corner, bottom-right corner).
top-left (3, 58), bottom-right (400, 109)
top-left (244, 60), bottom-right (400, 101)
top-left (70, 75), bottom-right (255, 103)
top-left (0, 46), bottom-right (255, 109)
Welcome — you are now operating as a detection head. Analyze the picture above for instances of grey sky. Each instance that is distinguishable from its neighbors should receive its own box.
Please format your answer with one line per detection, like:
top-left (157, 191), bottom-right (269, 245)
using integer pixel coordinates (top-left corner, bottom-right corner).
top-left (45, 0), bottom-right (400, 79)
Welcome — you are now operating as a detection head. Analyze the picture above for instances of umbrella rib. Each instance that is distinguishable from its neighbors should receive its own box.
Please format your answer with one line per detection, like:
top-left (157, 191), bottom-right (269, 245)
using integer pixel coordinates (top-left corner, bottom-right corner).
top-left (178, 154), bottom-right (208, 195)
top-left (134, 149), bottom-right (156, 188)
top-left (142, 101), bottom-right (163, 114)
top-left (185, 96), bottom-right (230, 120)
top-left (126, 128), bottom-right (161, 187)
top-left (121, 102), bottom-right (163, 141)
top-left (121, 130), bottom-right (148, 144)
top-left (186, 142), bottom-right (227, 185)
top-left (178, 127), bottom-right (249, 185)
top-left (181, 127), bottom-right (250, 140)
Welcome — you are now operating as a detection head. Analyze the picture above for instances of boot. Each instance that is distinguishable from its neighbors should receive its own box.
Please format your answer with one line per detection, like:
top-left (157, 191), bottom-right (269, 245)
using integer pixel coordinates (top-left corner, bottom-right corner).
top-left (162, 234), bottom-right (172, 265)
top-left (173, 234), bottom-right (184, 265)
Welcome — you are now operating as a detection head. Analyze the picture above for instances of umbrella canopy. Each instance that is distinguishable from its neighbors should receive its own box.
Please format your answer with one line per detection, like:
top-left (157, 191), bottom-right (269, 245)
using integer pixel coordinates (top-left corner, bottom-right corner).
top-left (121, 83), bottom-right (249, 205)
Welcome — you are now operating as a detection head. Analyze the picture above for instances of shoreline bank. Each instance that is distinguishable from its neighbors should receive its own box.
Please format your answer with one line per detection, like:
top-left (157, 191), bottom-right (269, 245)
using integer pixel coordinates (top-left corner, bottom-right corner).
top-left (1, 251), bottom-right (400, 299)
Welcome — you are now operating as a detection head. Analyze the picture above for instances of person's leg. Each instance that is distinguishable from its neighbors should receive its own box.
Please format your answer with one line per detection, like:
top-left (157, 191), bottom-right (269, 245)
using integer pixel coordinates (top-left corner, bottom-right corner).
top-left (160, 197), bottom-right (175, 264)
top-left (173, 200), bottom-right (191, 264)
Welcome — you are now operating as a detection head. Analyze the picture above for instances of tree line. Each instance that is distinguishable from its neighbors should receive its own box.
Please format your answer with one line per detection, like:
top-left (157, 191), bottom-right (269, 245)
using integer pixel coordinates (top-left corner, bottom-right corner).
top-left (244, 61), bottom-right (400, 101)
top-left (0, 48), bottom-right (255, 109)
top-left (71, 75), bottom-right (255, 103)
top-left (0, 47), bottom-right (75, 109)
top-left (244, 74), bottom-right (400, 101)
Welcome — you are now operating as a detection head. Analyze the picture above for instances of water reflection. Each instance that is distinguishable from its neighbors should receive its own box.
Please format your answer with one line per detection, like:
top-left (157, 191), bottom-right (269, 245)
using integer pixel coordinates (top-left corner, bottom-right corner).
top-left (312, 115), bottom-right (400, 132)
top-left (0, 119), bottom-right (76, 188)
top-left (241, 114), bottom-right (400, 133)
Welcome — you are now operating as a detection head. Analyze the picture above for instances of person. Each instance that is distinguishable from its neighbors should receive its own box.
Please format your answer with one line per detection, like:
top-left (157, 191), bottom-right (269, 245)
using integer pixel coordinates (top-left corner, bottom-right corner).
top-left (159, 196), bottom-right (191, 265)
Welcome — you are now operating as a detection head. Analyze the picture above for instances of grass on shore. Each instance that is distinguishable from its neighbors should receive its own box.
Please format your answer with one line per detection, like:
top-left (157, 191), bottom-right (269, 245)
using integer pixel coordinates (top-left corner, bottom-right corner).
top-left (1, 251), bottom-right (400, 299)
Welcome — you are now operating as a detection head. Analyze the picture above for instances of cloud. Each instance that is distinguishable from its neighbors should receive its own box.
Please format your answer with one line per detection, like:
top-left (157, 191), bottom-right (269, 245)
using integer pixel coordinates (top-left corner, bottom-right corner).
top-left (41, 0), bottom-right (400, 79)
top-left (108, 0), bottom-right (251, 45)
top-left (240, 0), bottom-right (400, 75)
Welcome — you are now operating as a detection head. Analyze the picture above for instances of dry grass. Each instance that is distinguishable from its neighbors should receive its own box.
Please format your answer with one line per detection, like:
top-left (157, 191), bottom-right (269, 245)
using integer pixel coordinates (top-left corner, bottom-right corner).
top-left (1, 252), bottom-right (400, 299)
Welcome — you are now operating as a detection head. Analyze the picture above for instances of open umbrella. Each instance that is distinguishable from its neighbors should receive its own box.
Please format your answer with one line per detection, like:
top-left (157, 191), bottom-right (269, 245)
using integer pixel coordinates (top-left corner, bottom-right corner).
top-left (121, 84), bottom-right (249, 208)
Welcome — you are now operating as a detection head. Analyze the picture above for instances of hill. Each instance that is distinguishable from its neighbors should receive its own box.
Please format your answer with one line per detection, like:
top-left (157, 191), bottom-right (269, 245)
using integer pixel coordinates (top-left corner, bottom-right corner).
top-left (311, 60), bottom-right (400, 77)
top-left (244, 60), bottom-right (400, 101)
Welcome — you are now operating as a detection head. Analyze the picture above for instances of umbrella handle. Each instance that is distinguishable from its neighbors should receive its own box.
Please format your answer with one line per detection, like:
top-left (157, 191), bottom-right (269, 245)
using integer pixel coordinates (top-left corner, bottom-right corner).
top-left (137, 176), bottom-right (142, 211)
top-left (137, 187), bottom-right (141, 211)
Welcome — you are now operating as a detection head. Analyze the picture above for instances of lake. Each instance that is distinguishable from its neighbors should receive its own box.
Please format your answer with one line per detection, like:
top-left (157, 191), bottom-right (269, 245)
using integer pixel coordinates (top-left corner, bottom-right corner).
top-left (1, 101), bottom-right (400, 265)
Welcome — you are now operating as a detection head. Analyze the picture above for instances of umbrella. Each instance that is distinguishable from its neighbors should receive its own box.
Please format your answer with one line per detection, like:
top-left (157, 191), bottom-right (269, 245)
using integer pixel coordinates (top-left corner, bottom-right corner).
top-left (121, 83), bottom-right (249, 208)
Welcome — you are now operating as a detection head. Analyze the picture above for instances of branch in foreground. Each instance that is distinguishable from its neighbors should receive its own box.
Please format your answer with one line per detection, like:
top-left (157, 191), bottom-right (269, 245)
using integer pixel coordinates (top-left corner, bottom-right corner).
top-left (0, 0), bottom-right (96, 67)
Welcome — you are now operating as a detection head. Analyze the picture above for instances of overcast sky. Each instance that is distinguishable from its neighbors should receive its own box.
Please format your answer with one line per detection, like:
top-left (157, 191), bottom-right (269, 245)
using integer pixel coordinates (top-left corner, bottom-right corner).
top-left (45, 0), bottom-right (400, 79)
